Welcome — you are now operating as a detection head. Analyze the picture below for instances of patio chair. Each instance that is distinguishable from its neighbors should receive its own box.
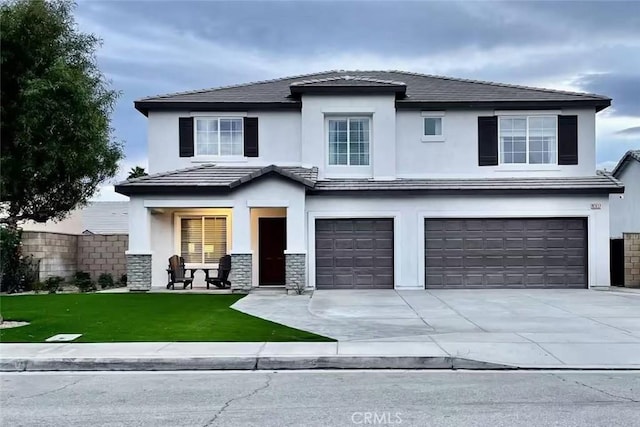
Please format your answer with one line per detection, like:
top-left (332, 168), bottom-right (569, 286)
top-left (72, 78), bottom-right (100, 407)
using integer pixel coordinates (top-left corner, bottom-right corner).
top-left (166, 255), bottom-right (194, 290)
top-left (205, 255), bottom-right (232, 289)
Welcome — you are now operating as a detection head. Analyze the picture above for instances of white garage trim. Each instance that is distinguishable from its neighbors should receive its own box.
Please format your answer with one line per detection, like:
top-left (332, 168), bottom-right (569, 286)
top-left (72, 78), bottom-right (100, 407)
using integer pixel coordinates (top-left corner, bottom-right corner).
top-left (307, 211), bottom-right (401, 289)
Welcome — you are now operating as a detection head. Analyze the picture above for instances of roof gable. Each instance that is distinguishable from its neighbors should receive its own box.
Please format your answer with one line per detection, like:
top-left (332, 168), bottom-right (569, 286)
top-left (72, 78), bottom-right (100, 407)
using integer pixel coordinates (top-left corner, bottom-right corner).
top-left (611, 149), bottom-right (640, 178)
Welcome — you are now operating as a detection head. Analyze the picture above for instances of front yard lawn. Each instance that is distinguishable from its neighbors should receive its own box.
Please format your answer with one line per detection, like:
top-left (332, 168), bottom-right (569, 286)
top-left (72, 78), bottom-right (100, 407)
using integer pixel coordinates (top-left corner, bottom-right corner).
top-left (0, 293), bottom-right (331, 342)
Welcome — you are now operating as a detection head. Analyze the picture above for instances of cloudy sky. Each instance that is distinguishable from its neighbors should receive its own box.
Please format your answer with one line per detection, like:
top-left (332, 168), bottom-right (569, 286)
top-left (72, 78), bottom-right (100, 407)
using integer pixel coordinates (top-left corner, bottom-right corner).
top-left (73, 0), bottom-right (640, 201)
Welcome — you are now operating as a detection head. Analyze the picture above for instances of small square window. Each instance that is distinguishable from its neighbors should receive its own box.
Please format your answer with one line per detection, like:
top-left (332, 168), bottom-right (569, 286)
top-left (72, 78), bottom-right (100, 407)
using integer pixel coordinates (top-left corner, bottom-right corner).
top-left (424, 117), bottom-right (442, 136)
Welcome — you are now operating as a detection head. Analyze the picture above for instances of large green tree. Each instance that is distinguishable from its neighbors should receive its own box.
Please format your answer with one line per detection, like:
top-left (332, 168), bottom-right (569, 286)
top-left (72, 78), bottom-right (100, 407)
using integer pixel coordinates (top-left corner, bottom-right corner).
top-left (0, 0), bottom-right (123, 227)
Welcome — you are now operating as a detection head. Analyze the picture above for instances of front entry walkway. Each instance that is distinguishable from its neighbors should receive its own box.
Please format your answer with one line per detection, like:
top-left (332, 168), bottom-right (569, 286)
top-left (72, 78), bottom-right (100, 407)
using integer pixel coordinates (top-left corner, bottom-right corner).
top-left (232, 289), bottom-right (640, 367)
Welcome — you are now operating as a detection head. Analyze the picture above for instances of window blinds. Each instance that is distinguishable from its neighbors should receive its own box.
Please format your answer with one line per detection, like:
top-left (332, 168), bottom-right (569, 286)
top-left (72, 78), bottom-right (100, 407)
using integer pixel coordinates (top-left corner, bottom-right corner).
top-left (180, 217), bottom-right (227, 264)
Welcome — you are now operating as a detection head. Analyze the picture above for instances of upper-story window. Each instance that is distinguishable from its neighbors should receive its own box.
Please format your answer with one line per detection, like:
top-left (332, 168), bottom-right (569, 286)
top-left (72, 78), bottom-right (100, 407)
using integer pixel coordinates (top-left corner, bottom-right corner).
top-left (328, 117), bottom-right (370, 166)
top-left (195, 117), bottom-right (243, 156)
top-left (421, 112), bottom-right (445, 142)
top-left (499, 116), bottom-right (557, 164)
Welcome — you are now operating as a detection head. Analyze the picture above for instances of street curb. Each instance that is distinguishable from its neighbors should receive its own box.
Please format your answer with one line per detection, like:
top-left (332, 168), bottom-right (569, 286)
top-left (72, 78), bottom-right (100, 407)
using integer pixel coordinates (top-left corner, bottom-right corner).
top-left (0, 356), bottom-right (514, 372)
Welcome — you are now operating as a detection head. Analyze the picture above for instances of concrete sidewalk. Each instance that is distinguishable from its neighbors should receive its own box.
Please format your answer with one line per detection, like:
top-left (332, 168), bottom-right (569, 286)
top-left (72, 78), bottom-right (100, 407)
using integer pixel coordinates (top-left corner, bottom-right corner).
top-left (2, 340), bottom-right (640, 372)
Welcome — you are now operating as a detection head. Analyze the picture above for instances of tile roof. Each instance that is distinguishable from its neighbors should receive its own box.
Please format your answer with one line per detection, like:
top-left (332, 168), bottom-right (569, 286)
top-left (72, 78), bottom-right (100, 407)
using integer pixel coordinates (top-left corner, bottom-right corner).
top-left (115, 164), bottom-right (623, 196)
top-left (135, 70), bottom-right (610, 115)
top-left (311, 172), bottom-right (623, 193)
top-left (611, 149), bottom-right (640, 178)
top-left (115, 164), bottom-right (318, 195)
top-left (289, 75), bottom-right (407, 87)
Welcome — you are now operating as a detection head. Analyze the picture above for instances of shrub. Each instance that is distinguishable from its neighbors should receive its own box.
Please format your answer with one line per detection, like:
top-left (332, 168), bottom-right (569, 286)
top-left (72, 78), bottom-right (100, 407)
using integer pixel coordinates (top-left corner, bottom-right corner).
top-left (0, 227), bottom-right (39, 293)
top-left (119, 273), bottom-right (127, 287)
top-left (97, 273), bottom-right (115, 289)
top-left (73, 271), bottom-right (96, 292)
top-left (43, 276), bottom-right (65, 294)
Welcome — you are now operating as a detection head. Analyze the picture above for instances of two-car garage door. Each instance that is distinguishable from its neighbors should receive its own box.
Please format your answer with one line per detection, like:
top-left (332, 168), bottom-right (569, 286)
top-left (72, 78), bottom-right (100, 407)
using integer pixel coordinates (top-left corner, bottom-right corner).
top-left (425, 218), bottom-right (588, 289)
top-left (314, 217), bottom-right (587, 289)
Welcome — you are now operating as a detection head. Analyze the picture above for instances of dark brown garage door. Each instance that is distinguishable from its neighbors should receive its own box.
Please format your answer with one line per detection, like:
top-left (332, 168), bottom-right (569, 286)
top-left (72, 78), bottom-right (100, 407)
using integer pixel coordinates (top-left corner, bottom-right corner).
top-left (425, 218), bottom-right (587, 289)
top-left (315, 219), bottom-right (394, 289)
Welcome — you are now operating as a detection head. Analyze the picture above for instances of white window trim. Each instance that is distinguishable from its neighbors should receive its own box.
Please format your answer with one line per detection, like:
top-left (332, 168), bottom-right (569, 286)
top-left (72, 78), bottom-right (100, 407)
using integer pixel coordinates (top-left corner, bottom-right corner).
top-left (421, 111), bottom-right (445, 142)
top-left (325, 116), bottom-right (372, 167)
top-left (498, 115), bottom-right (558, 165)
top-left (173, 212), bottom-right (232, 267)
top-left (193, 116), bottom-right (244, 158)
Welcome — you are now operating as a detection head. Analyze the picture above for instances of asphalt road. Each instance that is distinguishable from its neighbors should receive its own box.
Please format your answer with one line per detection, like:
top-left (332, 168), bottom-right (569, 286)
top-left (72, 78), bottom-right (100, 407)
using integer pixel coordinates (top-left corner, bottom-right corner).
top-left (1, 370), bottom-right (639, 427)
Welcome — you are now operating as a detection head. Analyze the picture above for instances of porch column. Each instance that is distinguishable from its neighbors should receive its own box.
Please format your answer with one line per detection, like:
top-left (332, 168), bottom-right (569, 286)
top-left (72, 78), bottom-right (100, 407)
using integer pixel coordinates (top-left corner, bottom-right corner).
top-left (230, 202), bottom-right (252, 293)
top-left (285, 201), bottom-right (307, 294)
top-left (126, 197), bottom-right (152, 291)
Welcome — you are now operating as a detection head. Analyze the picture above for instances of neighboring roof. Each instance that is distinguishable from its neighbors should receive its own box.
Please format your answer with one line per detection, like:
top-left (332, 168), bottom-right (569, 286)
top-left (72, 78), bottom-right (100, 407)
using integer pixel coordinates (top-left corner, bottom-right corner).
top-left (611, 149), bottom-right (640, 178)
top-left (310, 172), bottom-right (623, 194)
top-left (19, 201), bottom-right (128, 234)
top-left (81, 201), bottom-right (128, 234)
top-left (134, 70), bottom-right (611, 115)
top-left (115, 164), bottom-right (318, 195)
top-left (115, 164), bottom-right (623, 196)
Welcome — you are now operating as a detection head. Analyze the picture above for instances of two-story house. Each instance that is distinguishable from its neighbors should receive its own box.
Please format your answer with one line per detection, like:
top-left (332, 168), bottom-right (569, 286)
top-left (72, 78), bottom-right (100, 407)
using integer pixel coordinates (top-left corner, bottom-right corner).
top-left (115, 70), bottom-right (623, 292)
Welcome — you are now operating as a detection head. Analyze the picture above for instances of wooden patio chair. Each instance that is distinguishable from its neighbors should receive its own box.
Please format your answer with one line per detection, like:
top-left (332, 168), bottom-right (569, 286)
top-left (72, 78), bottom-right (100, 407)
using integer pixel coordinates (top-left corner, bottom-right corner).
top-left (205, 255), bottom-right (232, 289)
top-left (166, 255), bottom-right (194, 290)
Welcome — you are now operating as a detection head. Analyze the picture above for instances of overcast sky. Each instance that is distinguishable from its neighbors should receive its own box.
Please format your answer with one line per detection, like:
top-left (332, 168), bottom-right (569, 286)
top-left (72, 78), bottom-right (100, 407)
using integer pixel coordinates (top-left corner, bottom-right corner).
top-left (74, 0), bottom-right (640, 201)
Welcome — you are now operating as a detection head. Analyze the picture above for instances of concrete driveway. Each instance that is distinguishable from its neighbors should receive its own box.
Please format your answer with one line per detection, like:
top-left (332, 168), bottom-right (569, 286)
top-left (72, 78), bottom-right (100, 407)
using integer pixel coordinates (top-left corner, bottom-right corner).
top-left (232, 289), bottom-right (640, 367)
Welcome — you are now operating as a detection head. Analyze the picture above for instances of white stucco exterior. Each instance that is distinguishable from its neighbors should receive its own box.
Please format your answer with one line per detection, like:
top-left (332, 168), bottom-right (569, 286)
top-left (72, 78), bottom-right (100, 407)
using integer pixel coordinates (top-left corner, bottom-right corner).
top-left (126, 83), bottom-right (615, 291)
top-left (610, 160), bottom-right (640, 238)
top-left (396, 108), bottom-right (597, 178)
top-left (306, 194), bottom-right (610, 289)
top-left (147, 110), bottom-right (302, 174)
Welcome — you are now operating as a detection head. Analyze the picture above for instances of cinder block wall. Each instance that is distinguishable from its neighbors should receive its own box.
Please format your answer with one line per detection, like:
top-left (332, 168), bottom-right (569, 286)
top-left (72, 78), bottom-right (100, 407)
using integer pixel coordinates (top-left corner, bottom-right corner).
top-left (21, 231), bottom-right (128, 281)
top-left (77, 234), bottom-right (128, 280)
top-left (21, 231), bottom-right (78, 280)
top-left (624, 233), bottom-right (640, 288)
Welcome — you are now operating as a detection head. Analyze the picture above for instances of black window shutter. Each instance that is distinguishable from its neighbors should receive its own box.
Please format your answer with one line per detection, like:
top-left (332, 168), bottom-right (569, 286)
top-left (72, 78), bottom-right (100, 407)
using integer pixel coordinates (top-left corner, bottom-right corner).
top-left (244, 117), bottom-right (259, 157)
top-left (179, 117), bottom-right (194, 157)
top-left (478, 116), bottom-right (498, 166)
top-left (558, 115), bottom-right (578, 165)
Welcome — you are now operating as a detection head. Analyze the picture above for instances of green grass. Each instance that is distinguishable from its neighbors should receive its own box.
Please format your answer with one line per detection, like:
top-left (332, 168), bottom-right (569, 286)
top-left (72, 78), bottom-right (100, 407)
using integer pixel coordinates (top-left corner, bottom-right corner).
top-left (0, 293), bottom-right (332, 343)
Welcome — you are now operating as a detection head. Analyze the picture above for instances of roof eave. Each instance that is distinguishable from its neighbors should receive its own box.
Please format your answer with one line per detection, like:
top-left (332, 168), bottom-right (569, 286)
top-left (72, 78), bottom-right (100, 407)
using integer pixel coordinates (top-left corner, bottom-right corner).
top-left (134, 100), bottom-right (302, 116)
top-left (396, 99), bottom-right (611, 111)
top-left (308, 186), bottom-right (624, 196)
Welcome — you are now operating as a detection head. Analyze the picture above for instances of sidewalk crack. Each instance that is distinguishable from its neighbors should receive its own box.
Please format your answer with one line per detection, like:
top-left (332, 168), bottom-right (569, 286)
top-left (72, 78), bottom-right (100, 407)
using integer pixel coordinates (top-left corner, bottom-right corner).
top-left (202, 373), bottom-right (273, 426)
top-left (515, 333), bottom-right (566, 365)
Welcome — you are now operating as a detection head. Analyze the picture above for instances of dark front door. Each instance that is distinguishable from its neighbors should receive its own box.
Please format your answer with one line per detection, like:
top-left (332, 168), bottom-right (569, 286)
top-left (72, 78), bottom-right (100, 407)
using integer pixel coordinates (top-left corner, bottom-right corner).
top-left (259, 217), bottom-right (286, 286)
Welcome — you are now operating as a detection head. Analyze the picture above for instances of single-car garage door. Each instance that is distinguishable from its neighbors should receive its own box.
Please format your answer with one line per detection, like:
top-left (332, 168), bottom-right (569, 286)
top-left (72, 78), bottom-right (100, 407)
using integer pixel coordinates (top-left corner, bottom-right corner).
top-left (425, 218), bottom-right (587, 289)
top-left (315, 219), bottom-right (394, 289)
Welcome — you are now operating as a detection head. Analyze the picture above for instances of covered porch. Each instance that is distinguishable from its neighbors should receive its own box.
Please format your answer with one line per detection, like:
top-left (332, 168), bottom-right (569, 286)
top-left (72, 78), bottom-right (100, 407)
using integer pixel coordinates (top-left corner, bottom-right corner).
top-left (116, 164), bottom-right (316, 293)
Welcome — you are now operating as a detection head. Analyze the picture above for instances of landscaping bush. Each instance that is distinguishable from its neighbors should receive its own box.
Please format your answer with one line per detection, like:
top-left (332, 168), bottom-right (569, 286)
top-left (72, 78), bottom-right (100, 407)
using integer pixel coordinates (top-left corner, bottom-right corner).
top-left (98, 273), bottom-right (115, 289)
top-left (119, 274), bottom-right (127, 287)
top-left (0, 227), bottom-right (39, 293)
top-left (73, 271), bottom-right (96, 292)
top-left (43, 276), bottom-right (65, 294)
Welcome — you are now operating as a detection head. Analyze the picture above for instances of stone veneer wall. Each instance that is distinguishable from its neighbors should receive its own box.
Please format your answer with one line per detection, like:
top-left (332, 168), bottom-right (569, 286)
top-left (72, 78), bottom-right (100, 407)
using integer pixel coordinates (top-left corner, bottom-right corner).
top-left (77, 234), bottom-right (128, 280)
top-left (21, 231), bottom-right (128, 281)
top-left (126, 253), bottom-right (152, 291)
top-left (229, 253), bottom-right (252, 293)
top-left (285, 253), bottom-right (306, 294)
top-left (624, 233), bottom-right (640, 288)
